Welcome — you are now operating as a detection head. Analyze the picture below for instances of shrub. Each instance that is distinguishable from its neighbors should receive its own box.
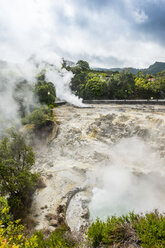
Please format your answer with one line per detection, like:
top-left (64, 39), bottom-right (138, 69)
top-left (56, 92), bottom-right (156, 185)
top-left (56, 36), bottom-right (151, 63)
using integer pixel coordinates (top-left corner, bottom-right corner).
top-left (0, 128), bottom-right (39, 218)
top-left (22, 107), bottom-right (52, 129)
top-left (34, 80), bottom-right (56, 106)
top-left (0, 195), bottom-right (11, 225)
top-left (0, 196), bottom-right (39, 247)
top-left (85, 76), bottom-right (107, 99)
top-left (0, 196), bottom-right (76, 248)
top-left (34, 225), bottom-right (76, 248)
top-left (88, 219), bottom-right (105, 247)
top-left (133, 210), bottom-right (165, 248)
top-left (88, 211), bottom-right (165, 247)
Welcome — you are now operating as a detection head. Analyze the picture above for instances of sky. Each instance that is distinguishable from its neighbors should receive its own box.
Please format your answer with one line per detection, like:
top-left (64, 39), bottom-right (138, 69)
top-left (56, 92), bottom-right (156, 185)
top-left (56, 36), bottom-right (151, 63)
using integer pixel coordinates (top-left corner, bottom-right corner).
top-left (0, 0), bottom-right (165, 68)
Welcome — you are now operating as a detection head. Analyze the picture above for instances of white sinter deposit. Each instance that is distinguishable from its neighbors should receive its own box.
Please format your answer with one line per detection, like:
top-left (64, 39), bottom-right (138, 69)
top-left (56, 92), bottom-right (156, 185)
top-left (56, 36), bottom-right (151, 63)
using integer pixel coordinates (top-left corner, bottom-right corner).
top-left (30, 104), bottom-right (165, 232)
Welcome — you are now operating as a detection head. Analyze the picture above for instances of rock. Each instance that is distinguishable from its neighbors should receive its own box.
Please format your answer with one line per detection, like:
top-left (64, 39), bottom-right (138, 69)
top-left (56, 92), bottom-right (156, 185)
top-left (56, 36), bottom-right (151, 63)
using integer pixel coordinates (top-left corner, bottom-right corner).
top-left (37, 177), bottom-right (47, 188)
top-left (45, 213), bottom-right (56, 221)
top-left (49, 220), bottom-right (58, 227)
top-left (57, 204), bottom-right (65, 214)
top-left (48, 162), bottom-right (54, 168)
top-left (81, 208), bottom-right (89, 219)
top-left (46, 173), bottom-right (53, 179)
top-left (40, 204), bottom-right (48, 210)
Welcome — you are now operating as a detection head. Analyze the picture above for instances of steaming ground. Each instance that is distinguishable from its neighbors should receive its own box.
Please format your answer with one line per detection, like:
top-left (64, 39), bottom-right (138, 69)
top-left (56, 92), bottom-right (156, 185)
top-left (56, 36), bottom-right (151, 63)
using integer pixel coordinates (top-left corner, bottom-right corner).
top-left (30, 104), bottom-right (165, 232)
top-left (0, 56), bottom-right (83, 136)
top-left (89, 137), bottom-right (165, 220)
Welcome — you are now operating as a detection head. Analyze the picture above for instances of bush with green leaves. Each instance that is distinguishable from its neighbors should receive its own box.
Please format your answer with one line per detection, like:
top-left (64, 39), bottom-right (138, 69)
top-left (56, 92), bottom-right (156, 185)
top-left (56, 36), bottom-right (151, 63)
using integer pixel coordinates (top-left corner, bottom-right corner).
top-left (88, 211), bottom-right (165, 247)
top-left (0, 195), bottom-right (11, 225)
top-left (0, 196), bottom-right (77, 248)
top-left (0, 195), bottom-right (40, 247)
top-left (0, 129), bottom-right (39, 218)
top-left (133, 211), bottom-right (165, 248)
top-left (76, 60), bottom-right (90, 71)
top-left (34, 225), bottom-right (76, 248)
top-left (85, 76), bottom-right (107, 99)
top-left (22, 106), bottom-right (52, 129)
top-left (34, 80), bottom-right (56, 106)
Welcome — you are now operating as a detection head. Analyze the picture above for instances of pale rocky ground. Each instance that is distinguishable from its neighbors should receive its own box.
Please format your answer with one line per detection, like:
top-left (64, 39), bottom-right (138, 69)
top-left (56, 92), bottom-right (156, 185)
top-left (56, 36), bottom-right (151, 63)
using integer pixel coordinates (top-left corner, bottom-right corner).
top-left (29, 104), bottom-right (165, 232)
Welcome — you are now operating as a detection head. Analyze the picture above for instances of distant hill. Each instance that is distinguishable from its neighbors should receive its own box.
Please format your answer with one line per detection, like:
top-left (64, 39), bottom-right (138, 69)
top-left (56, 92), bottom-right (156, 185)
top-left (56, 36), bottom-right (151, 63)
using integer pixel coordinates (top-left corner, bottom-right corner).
top-left (145, 62), bottom-right (165, 75)
top-left (1, 59), bottom-right (165, 76)
top-left (92, 67), bottom-right (112, 72)
top-left (93, 62), bottom-right (165, 75)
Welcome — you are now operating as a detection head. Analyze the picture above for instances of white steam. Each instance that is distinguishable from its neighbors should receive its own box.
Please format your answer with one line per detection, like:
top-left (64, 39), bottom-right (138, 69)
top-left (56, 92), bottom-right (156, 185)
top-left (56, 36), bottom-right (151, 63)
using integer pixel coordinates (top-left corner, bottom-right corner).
top-left (46, 67), bottom-right (84, 107)
top-left (0, 51), bottom-right (84, 136)
top-left (29, 52), bottom-right (84, 106)
top-left (0, 61), bottom-right (39, 135)
top-left (89, 137), bottom-right (165, 220)
top-left (0, 0), bottom-right (85, 137)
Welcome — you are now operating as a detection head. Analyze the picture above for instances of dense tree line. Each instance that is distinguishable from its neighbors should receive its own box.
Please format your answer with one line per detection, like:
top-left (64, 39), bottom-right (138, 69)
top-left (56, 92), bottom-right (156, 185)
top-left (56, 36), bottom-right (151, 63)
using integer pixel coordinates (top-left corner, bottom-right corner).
top-left (64, 60), bottom-right (165, 100)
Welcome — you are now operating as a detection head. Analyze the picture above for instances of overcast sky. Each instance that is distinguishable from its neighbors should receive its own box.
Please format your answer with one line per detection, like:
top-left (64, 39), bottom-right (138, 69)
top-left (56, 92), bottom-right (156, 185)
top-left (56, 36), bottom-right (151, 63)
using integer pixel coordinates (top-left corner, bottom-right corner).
top-left (0, 0), bottom-right (165, 68)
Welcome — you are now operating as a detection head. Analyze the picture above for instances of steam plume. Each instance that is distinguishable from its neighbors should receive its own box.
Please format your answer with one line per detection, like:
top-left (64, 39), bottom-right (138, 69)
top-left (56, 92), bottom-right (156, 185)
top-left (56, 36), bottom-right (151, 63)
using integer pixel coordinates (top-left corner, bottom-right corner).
top-left (89, 137), bottom-right (165, 220)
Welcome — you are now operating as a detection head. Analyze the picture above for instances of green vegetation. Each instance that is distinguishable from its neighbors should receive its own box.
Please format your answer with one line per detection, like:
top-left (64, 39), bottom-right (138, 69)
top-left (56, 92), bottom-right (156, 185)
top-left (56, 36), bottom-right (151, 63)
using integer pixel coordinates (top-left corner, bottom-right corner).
top-left (22, 106), bottom-right (53, 129)
top-left (1, 60), bottom-right (165, 247)
top-left (0, 196), bottom-right (76, 247)
top-left (1, 201), bottom-right (164, 248)
top-left (146, 61), bottom-right (165, 75)
top-left (0, 129), bottom-right (39, 219)
top-left (34, 81), bottom-right (56, 107)
top-left (34, 225), bottom-right (76, 248)
top-left (88, 211), bottom-right (165, 247)
top-left (21, 106), bottom-right (55, 143)
top-left (35, 70), bottom-right (56, 107)
top-left (13, 80), bottom-right (34, 118)
top-left (13, 69), bottom-right (56, 120)
top-left (94, 61), bottom-right (165, 75)
top-left (0, 69), bottom-right (57, 218)
top-left (76, 60), bottom-right (90, 71)
top-left (84, 73), bottom-right (107, 99)
top-left (63, 59), bottom-right (165, 100)
top-left (18, 70), bottom-right (56, 140)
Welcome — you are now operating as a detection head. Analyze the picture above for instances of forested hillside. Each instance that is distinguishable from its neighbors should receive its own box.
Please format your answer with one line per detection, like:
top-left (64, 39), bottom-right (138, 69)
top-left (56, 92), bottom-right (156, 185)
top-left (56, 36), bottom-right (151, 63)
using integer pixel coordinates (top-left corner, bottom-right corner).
top-left (93, 61), bottom-right (165, 75)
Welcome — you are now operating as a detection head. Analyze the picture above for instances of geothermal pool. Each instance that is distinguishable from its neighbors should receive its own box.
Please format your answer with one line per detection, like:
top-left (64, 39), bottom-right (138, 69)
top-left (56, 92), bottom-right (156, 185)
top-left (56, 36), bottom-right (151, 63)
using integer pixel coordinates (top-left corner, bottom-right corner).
top-left (29, 104), bottom-right (165, 232)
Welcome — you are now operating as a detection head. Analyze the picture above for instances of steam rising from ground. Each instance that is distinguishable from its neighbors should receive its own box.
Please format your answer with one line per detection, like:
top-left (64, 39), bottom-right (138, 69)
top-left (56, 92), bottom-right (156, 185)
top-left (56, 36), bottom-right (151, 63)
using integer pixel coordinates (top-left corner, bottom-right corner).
top-left (89, 137), bottom-right (165, 220)
top-left (46, 67), bottom-right (84, 107)
top-left (0, 53), bottom-right (83, 136)
top-left (0, 61), bottom-right (38, 135)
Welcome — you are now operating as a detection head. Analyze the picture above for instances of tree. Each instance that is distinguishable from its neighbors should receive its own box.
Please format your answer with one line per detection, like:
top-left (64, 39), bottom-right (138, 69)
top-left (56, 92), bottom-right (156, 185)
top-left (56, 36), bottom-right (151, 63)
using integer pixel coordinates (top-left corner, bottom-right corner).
top-left (85, 75), bottom-right (107, 99)
top-left (34, 81), bottom-right (56, 106)
top-left (76, 60), bottom-right (90, 71)
top-left (118, 71), bottom-right (135, 99)
top-left (0, 129), bottom-right (38, 218)
top-left (70, 71), bottom-right (88, 96)
top-left (13, 80), bottom-right (34, 118)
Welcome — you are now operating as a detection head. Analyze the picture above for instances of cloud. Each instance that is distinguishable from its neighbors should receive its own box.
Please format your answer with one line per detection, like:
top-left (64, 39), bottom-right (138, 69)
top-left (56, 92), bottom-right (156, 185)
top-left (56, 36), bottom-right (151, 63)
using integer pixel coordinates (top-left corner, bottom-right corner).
top-left (0, 0), bottom-right (165, 67)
